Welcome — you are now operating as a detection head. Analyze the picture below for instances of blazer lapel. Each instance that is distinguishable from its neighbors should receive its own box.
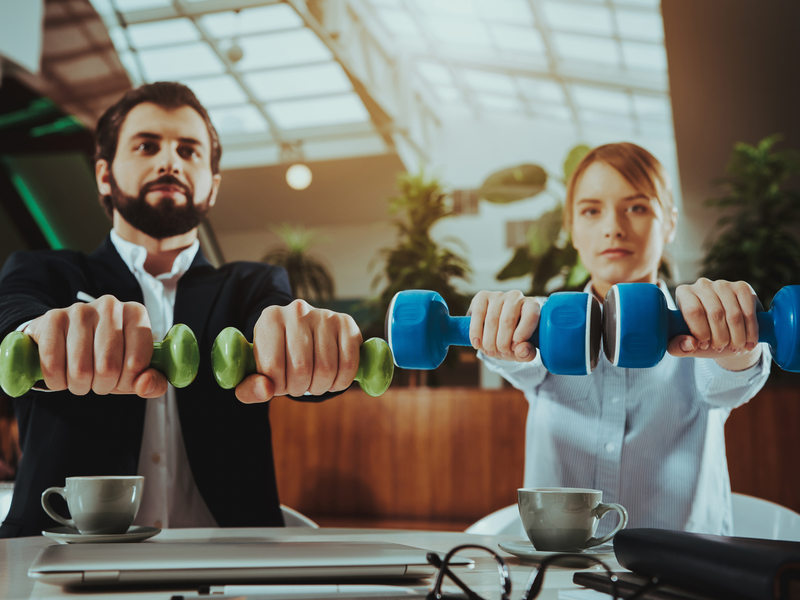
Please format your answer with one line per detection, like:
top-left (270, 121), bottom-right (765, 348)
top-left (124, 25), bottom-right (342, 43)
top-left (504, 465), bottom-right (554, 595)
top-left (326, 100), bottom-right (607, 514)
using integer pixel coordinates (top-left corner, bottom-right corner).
top-left (88, 235), bottom-right (144, 304)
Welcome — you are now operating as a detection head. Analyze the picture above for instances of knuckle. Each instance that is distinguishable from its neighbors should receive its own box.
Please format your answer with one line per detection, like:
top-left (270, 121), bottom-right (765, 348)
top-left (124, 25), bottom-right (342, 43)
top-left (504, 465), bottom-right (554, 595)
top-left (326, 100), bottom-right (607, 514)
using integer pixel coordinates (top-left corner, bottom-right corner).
top-left (727, 311), bottom-right (744, 327)
top-left (708, 306), bottom-right (726, 324)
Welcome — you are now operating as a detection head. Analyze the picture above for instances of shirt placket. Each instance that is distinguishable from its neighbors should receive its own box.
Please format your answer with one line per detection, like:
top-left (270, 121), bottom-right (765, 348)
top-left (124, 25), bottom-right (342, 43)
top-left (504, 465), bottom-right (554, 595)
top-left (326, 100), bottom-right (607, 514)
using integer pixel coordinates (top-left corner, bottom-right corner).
top-left (594, 360), bottom-right (626, 505)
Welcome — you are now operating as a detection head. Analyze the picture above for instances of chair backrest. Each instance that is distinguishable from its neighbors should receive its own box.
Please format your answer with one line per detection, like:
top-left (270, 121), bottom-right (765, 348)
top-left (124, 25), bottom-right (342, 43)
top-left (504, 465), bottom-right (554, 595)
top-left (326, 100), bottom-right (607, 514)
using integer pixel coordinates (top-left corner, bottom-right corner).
top-left (0, 481), bottom-right (12, 524)
top-left (732, 492), bottom-right (800, 541)
top-left (465, 504), bottom-right (524, 537)
top-left (280, 504), bottom-right (319, 528)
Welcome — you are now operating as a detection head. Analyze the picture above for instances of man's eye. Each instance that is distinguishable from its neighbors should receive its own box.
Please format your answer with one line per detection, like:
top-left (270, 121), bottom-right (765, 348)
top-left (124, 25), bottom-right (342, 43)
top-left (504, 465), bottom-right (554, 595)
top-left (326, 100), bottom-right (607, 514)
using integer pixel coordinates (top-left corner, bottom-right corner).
top-left (137, 142), bottom-right (156, 152)
top-left (178, 147), bottom-right (197, 159)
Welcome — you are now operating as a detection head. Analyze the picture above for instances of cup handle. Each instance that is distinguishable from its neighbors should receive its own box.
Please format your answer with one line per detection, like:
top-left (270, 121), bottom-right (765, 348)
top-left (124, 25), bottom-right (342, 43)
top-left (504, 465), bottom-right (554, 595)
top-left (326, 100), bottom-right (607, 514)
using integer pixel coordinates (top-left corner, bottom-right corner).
top-left (41, 487), bottom-right (74, 529)
top-left (585, 502), bottom-right (628, 548)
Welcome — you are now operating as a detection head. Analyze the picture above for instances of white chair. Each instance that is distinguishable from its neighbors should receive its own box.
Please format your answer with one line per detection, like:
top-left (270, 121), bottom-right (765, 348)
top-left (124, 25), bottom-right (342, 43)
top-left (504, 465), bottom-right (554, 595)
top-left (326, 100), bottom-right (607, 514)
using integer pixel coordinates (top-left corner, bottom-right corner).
top-left (465, 504), bottom-right (524, 537)
top-left (280, 504), bottom-right (319, 528)
top-left (0, 481), bottom-right (13, 524)
top-left (0, 482), bottom-right (318, 529)
top-left (465, 494), bottom-right (800, 542)
top-left (732, 492), bottom-right (800, 541)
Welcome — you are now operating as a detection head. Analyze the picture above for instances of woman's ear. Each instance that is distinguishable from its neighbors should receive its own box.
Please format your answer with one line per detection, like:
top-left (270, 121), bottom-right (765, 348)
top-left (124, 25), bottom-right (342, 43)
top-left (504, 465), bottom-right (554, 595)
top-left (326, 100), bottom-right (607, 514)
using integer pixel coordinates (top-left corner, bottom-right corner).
top-left (664, 207), bottom-right (678, 244)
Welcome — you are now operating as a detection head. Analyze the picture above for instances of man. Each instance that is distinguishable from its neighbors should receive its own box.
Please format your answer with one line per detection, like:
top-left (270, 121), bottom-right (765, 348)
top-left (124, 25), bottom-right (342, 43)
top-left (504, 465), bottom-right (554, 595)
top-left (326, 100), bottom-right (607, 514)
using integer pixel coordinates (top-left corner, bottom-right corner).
top-left (0, 82), bottom-right (362, 537)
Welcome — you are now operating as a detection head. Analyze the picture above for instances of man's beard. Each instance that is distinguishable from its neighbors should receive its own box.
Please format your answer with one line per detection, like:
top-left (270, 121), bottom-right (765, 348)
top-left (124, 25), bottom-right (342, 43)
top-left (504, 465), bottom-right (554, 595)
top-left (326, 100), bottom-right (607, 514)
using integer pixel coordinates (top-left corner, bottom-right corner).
top-left (108, 172), bottom-right (212, 240)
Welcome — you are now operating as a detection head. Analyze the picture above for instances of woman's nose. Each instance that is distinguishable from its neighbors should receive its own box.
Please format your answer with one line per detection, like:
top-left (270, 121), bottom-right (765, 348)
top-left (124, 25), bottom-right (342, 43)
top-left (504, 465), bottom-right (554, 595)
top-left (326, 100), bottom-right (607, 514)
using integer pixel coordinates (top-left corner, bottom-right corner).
top-left (603, 212), bottom-right (626, 238)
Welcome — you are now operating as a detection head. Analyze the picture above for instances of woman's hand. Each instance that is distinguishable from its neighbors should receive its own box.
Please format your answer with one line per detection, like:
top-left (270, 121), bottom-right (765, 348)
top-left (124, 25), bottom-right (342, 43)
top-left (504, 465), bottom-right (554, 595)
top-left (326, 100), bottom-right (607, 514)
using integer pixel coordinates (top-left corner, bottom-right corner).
top-left (668, 278), bottom-right (762, 371)
top-left (468, 290), bottom-right (541, 362)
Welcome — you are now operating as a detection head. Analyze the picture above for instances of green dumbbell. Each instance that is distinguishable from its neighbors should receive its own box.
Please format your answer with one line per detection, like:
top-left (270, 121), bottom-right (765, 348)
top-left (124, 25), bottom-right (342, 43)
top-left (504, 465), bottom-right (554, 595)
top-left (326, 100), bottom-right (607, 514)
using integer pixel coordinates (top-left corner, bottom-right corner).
top-left (0, 323), bottom-right (200, 398)
top-left (211, 327), bottom-right (394, 397)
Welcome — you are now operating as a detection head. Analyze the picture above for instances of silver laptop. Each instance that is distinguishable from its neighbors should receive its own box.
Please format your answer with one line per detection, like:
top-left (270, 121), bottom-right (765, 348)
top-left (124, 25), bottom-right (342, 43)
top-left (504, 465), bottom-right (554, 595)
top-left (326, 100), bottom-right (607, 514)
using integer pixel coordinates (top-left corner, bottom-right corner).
top-left (28, 541), bottom-right (466, 588)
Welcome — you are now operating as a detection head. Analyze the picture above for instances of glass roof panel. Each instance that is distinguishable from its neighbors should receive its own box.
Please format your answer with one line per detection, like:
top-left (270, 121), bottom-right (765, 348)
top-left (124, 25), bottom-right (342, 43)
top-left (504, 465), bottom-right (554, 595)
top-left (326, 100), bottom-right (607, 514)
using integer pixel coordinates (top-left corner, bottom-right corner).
top-left (474, 0), bottom-right (534, 25)
top-left (490, 25), bottom-right (546, 55)
top-left (369, 0), bottom-right (404, 6)
top-left (426, 15), bottom-right (492, 47)
top-left (417, 61), bottom-right (454, 86)
top-left (572, 85), bottom-right (631, 113)
top-left (476, 93), bottom-right (524, 112)
top-left (639, 118), bottom-right (674, 137)
top-left (267, 93), bottom-right (371, 129)
top-left (433, 86), bottom-right (463, 103)
top-left (542, 2), bottom-right (614, 35)
top-left (517, 77), bottom-right (565, 103)
top-left (245, 62), bottom-right (352, 102)
top-left (208, 104), bottom-right (269, 135)
top-left (581, 111), bottom-right (636, 133)
top-left (633, 94), bottom-right (671, 119)
top-left (461, 69), bottom-right (516, 94)
top-left (138, 42), bottom-right (226, 80)
top-left (552, 33), bottom-right (620, 66)
top-left (376, 8), bottom-right (422, 38)
top-left (113, 0), bottom-right (171, 11)
top-left (622, 41), bottom-right (668, 70)
top-left (182, 75), bottom-right (249, 108)
top-left (235, 29), bottom-right (333, 71)
top-left (615, 10), bottom-right (664, 42)
top-left (614, 0), bottom-right (660, 7)
top-left (533, 103), bottom-right (572, 120)
top-left (200, 4), bottom-right (304, 39)
top-left (414, 0), bottom-right (474, 16)
top-left (127, 18), bottom-right (199, 48)
top-left (107, 25), bottom-right (129, 50)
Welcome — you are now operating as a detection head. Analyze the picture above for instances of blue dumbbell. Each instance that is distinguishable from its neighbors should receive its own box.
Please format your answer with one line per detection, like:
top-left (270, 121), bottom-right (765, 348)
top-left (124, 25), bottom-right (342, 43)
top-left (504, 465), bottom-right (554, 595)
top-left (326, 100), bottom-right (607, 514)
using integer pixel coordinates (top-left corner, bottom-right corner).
top-left (603, 282), bottom-right (800, 371)
top-left (386, 290), bottom-right (602, 376)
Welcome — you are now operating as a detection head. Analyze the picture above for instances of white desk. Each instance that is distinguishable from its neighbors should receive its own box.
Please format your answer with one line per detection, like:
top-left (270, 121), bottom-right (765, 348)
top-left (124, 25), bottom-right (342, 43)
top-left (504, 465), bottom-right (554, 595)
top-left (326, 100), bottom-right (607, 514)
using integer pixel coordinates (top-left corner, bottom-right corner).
top-left (0, 527), bottom-right (622, 600)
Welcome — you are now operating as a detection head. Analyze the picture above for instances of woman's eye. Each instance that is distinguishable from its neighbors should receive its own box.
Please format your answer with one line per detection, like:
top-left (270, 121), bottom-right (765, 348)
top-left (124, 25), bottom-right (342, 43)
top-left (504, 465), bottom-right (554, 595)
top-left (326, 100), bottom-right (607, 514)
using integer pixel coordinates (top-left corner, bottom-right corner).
top-left (629, 204), bottom-right (648, 213)
top-left (581, 208), bottom-right (599, 216)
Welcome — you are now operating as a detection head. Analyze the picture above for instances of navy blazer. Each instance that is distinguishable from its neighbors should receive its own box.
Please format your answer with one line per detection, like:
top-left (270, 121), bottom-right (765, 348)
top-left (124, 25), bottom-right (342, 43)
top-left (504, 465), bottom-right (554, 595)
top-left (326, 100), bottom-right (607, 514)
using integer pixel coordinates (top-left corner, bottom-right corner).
top-left (0, 235), bottom-right (329, 537)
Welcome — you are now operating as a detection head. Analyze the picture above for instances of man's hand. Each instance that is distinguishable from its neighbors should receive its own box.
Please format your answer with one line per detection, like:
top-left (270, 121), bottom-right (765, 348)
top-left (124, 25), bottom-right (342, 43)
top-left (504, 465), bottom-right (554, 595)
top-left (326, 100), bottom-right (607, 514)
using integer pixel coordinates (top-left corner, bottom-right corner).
top-left (468, 290), bottom-right (541, 362)
top-left (667, 278), bottom-right (762, 371)
top-left (236, 300), bottom-right (362, 404)
top-left (24, 296), bottom-right (167, 397)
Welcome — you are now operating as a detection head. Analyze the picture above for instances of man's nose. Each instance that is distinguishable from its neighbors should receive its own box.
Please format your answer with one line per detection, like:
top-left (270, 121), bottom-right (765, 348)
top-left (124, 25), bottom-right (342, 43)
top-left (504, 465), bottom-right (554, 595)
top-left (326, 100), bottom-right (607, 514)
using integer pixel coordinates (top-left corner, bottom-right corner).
top-left (157, 147), bottom-right (181, 175)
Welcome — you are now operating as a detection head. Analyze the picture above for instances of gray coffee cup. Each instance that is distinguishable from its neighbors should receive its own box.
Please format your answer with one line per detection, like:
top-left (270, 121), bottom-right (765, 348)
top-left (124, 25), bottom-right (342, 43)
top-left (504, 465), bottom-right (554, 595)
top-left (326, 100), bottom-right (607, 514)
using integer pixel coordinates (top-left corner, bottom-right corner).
top-left (518, 487), bottom-right (628, 551)
top-left (41, 476), bottom-right (144, 535)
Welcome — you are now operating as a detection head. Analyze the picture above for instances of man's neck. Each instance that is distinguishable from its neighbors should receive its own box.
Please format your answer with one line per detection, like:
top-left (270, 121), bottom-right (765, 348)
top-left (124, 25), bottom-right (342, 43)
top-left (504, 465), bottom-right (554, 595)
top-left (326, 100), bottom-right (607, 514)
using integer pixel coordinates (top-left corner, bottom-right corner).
top-left (112, 212), bottom-right (197, 276)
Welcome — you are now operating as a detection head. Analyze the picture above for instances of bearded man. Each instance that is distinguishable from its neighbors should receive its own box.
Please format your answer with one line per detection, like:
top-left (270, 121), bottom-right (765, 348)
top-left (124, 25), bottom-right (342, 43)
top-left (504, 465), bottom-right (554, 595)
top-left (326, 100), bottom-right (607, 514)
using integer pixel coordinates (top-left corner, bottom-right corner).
top-left (0, 82), bottom-right (361, 537)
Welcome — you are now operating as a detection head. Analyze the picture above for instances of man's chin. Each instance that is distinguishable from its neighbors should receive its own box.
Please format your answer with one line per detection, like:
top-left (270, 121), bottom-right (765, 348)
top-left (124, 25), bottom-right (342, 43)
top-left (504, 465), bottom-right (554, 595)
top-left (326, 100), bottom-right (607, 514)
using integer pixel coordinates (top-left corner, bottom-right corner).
top-left (146, 192), bottom-right (187, 206)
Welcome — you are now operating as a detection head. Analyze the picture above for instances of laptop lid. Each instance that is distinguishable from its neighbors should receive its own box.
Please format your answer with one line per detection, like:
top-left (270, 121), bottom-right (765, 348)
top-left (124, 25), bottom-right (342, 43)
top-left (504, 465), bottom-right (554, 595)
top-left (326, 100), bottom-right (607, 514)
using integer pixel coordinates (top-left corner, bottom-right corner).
top-left (28, 541), bottom-right (464, 588)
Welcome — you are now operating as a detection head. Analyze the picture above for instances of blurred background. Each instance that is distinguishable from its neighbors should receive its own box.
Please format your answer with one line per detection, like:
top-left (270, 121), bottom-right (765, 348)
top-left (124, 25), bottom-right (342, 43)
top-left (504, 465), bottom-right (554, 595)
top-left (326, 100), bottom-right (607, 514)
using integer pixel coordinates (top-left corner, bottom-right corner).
top-left (0, 0), bottom-right (798, 530)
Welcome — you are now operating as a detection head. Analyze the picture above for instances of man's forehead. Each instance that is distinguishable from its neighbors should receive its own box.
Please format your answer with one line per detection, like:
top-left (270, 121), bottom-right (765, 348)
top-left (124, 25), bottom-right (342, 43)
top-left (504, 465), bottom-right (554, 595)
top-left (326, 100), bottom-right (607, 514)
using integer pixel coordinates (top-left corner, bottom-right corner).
top-left (118, 102), bottom-right (210, 146)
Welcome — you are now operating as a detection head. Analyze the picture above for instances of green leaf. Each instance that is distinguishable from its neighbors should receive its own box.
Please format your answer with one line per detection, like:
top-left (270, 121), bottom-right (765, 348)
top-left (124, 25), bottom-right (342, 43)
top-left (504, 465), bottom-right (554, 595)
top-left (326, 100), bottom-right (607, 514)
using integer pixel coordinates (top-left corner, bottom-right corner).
top-left (563, 144), bottom-right (592, 182)
top-left (496, 246), bottom-right (536, 281)
top-left (478, 164), bottom-right (547, 203)
top-left (527, 206), bottom-right (564, 258)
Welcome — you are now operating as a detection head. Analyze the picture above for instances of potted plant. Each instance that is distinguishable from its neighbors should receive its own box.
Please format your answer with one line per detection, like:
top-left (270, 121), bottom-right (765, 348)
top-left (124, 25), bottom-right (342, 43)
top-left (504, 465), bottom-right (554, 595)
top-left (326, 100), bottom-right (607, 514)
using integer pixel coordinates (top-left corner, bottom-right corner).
top-left (701, 134), bottom-right (800, 306)
top-left (368, 171), bottom-right (472, 384)
top-left (489, 145), bottom-right (592, 295)
top-left (261, 223), bottom-right (334, 303)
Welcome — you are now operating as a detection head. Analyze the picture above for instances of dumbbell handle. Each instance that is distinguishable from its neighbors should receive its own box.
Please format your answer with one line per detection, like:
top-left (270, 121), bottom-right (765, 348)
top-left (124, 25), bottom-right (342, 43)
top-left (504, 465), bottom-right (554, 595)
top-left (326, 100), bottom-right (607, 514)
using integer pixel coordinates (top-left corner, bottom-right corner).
top-left (0, 323), bottom-right (200, 398)
top-left (668, 309), bottom-right (775, 348)
top-left (437, 316), bottom-right (540, 349)
top-left (211, 327), bottom-right (394, 397)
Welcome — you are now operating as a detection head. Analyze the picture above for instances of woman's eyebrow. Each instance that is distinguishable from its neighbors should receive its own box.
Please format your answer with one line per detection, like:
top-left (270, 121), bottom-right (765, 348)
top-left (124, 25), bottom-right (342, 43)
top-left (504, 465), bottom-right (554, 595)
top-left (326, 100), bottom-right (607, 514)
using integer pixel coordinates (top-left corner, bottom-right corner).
top-left (622, 193), bottom-right (650, 201)
top-left (576, 197), bottom-right (602, 204)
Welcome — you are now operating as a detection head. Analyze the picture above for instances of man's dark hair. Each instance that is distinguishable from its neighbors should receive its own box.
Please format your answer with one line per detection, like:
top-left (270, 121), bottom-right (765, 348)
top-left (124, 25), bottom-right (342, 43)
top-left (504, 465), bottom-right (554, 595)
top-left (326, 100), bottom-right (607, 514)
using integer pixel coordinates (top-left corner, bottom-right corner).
top-left (95, 81), bottom-right (221, 218)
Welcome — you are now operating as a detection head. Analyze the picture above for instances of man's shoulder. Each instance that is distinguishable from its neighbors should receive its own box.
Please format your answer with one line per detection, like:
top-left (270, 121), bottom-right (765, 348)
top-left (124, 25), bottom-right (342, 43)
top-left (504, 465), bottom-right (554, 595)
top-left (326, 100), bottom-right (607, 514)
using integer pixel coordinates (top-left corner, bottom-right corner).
top-left (3, 248), bottom-right (89, 272)
top-left (215, 260), bottom-right (287, 278)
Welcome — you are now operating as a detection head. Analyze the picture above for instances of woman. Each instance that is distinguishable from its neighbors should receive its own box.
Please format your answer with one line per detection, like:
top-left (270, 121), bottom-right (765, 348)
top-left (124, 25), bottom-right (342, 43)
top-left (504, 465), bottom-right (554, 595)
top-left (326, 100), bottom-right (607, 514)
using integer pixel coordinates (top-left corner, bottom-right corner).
top-left (471, 143), bottom-right (770, 535)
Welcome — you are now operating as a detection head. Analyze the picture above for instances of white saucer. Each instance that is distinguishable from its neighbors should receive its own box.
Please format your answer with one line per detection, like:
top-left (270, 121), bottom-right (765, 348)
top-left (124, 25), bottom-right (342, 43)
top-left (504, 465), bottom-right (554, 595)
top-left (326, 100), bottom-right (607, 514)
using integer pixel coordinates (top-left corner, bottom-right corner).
top-left (498, 540), bottom-right (614, 565)
top-left (42, 526), bottom-right (161, 544)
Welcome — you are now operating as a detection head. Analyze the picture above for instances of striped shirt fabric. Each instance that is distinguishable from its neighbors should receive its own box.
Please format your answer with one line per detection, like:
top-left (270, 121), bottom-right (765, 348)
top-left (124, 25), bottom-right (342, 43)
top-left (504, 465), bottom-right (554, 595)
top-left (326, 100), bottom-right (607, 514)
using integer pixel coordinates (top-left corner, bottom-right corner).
top-left (480, 283), bottom-right (771, 536)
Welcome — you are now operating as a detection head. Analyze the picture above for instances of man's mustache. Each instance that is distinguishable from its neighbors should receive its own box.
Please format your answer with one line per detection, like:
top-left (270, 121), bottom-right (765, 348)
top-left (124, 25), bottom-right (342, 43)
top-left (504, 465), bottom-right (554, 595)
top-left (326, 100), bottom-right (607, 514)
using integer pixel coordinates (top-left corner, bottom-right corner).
top-left (141, 175), bottom-right (192, 201)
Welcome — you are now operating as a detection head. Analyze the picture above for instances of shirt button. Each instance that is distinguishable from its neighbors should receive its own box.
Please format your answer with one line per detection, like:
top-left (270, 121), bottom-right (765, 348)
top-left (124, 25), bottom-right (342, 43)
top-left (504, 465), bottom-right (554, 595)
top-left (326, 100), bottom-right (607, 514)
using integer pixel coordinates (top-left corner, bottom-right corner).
top-left (154, 520), bottom-right (162, 529)
top-left (605, 442), bottom-right (615, 453)
top-left (611, 397), bottom-right (620, 404)
top-left (151, 453), bottom-right (161, 464)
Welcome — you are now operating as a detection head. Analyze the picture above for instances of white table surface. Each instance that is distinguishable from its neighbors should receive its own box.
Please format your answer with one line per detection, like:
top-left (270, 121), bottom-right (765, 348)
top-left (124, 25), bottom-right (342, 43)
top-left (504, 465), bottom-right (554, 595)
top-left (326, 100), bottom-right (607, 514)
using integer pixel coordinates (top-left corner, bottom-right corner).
top-left (0, 527), bottom-right (623, 600)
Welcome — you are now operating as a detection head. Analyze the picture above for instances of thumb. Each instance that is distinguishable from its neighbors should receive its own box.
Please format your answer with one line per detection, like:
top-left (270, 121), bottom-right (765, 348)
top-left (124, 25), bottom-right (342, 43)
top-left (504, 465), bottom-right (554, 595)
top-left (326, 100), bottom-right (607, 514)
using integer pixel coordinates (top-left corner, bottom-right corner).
top-left (235, 373), bottom-right (276, 404)
top-left (667, 335), bottom-right (697, 358)
top-left (133, 368), bottom-right (169, 398)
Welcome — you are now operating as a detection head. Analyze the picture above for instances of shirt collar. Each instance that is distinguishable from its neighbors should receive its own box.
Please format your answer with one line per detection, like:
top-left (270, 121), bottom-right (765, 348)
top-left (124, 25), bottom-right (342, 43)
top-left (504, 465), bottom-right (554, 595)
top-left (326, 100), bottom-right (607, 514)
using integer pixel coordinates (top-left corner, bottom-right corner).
top-left (583, 279), bottom-right (676, 311)
top-left (110, 229), bottom-right (199, 281)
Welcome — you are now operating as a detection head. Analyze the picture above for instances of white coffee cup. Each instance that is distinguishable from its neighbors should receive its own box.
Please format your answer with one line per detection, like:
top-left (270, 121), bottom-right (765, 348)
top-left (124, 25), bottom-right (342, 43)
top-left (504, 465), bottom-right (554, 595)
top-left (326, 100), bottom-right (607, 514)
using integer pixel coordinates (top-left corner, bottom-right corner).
top-left (41, 476), bottom-right (144, 535)
top-left (518, 487), bottom-right (628, 551)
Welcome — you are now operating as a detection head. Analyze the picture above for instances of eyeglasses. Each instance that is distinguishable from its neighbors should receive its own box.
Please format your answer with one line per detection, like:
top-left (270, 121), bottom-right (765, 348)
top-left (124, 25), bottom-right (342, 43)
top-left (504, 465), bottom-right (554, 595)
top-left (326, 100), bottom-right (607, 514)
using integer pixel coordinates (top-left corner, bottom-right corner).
top-left (426, 543), bottom-right (663, 600)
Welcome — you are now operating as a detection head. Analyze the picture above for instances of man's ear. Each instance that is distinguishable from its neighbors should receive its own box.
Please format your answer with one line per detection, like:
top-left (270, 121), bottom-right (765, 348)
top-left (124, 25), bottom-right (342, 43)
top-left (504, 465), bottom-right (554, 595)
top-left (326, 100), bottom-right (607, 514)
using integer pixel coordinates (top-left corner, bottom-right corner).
top-left (664, 207), bottom-right (678, 244)
top-left (96, 159), bottom-right (111, 196)
top-left (208, 173), bottom-right (221, 208)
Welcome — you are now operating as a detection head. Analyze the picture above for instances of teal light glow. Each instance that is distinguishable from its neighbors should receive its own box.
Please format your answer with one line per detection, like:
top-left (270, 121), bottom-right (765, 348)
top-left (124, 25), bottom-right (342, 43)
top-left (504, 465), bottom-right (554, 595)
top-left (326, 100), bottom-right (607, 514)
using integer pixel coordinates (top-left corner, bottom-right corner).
top-left (2, 162), bottom-right (65, 250)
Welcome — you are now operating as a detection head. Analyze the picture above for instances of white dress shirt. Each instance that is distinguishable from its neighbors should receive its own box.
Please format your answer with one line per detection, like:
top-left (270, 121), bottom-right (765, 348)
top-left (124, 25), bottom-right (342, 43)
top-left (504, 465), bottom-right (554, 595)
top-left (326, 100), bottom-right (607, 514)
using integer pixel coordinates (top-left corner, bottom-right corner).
top-left (480, 281), bottom-right (771, 536)
top-left (110, 231), bottom-right (217, 529)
